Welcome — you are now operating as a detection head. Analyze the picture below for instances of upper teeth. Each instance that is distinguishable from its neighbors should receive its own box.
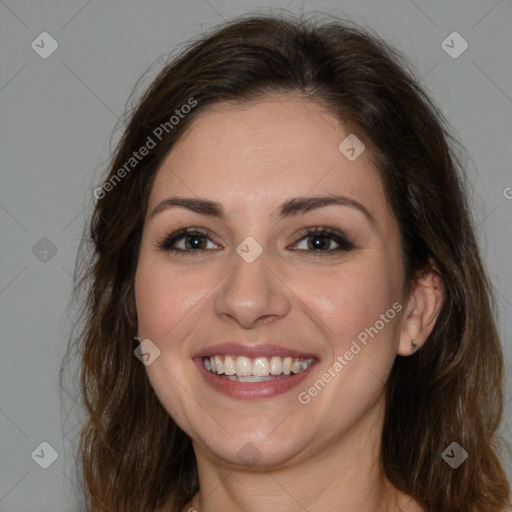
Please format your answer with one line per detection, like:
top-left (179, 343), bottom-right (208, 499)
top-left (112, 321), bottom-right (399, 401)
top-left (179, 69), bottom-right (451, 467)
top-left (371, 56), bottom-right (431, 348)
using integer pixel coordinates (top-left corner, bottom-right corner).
top-left (203, 355), bottom-right (314, 377)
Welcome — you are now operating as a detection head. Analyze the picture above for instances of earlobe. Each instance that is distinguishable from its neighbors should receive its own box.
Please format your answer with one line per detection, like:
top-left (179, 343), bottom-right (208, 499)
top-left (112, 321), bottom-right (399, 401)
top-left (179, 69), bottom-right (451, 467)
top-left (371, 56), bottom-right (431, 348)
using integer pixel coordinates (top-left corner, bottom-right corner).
top-left (397, 263), bottom-right (444, 356)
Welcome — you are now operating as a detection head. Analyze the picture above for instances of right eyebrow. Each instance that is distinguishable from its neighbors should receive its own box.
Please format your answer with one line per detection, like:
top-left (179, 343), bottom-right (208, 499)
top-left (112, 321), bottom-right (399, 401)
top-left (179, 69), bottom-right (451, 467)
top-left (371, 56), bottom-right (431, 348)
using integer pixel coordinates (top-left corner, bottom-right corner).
top-left (149, 194), bottom-right (376, 227)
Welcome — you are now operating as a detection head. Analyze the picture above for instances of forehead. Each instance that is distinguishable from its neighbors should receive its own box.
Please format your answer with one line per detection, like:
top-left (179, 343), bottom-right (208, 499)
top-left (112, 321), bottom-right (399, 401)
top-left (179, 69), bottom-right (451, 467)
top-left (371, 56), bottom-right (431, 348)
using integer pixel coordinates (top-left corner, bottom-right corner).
top-left (149, 95), bottom-right (390, 222)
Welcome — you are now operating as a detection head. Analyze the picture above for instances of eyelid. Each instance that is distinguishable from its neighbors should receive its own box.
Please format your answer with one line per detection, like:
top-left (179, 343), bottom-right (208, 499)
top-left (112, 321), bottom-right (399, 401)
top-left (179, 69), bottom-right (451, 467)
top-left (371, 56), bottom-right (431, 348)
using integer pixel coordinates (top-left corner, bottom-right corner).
top-left (158, 225), bottom-right (354, 255)
top-left (289, 226), bottom-right (354, 253)
top-left (157, 227), bottom-right (220, 252)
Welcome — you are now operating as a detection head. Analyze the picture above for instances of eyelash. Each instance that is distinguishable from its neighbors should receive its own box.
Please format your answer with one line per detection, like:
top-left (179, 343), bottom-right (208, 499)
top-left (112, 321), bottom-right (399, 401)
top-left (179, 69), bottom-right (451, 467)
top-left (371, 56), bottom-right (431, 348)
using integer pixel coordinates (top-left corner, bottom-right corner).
top-left (157, 226), bottom-right (354, 257)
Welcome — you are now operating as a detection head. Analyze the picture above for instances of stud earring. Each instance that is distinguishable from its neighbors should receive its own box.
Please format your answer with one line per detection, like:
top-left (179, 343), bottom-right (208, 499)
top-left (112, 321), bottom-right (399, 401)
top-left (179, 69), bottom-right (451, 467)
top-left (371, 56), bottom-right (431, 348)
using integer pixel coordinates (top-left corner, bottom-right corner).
top-left (412, 339), bottom-right (418, 352)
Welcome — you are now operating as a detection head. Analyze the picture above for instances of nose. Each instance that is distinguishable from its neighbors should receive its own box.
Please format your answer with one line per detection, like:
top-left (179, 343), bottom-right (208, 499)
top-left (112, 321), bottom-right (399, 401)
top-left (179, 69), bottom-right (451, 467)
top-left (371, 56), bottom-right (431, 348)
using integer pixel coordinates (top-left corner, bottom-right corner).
top-left (213, 247), bottom-right (291, 329)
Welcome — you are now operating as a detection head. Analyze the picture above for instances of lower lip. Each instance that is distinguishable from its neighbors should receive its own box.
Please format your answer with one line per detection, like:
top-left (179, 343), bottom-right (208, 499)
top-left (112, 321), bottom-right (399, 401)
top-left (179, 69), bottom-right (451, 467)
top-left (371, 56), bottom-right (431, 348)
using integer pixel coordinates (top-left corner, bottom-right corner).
top-left (193, 358), bottom-right (317, 400)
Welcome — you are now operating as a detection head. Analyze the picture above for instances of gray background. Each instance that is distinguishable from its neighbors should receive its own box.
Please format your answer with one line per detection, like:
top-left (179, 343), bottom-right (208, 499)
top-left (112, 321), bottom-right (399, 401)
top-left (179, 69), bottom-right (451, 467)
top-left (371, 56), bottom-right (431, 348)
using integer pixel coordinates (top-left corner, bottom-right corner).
top-left (1, 0), bottom-right (511, 510)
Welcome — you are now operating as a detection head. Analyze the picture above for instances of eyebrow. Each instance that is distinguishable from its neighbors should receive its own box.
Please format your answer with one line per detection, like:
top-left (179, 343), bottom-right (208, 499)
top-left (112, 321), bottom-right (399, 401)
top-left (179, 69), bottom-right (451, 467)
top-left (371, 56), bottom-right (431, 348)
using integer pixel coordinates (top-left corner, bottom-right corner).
top-left (149, 195), bottom-right (375, 226)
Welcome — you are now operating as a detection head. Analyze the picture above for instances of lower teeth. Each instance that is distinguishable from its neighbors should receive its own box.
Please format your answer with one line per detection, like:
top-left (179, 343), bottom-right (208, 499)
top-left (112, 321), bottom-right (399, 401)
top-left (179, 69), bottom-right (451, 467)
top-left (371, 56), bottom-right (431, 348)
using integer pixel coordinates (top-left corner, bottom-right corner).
top-left (218, 370), bottom-right (307, 381)
top-left (226, 375), bottom-right (279, 382)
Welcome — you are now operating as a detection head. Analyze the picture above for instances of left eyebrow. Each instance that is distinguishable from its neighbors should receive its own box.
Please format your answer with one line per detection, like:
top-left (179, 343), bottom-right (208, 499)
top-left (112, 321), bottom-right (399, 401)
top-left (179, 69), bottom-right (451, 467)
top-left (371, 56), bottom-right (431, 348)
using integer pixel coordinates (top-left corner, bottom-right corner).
top-left (278, 195), bottom-right (375, 226)
top-left (149, 194), bottom-right (375, 226)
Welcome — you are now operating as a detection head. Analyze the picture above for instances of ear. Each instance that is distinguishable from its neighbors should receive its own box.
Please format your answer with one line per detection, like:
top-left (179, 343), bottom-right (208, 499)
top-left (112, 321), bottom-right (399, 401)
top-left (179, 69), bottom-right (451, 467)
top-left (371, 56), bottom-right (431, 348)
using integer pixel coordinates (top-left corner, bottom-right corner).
top-left (398, 261), bottom-right (444, 356)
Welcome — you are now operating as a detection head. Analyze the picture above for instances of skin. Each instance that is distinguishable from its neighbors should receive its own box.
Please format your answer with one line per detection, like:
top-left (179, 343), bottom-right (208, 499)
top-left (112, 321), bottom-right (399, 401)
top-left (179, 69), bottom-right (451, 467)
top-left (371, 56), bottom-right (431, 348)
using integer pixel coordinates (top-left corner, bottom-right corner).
top-left (134, 94), bottom-right (443, 512)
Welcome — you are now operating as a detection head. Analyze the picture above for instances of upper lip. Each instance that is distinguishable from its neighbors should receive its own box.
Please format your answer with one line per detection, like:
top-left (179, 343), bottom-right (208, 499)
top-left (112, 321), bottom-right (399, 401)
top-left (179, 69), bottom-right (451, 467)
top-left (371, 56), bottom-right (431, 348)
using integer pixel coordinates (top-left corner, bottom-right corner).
top-left (192, 342), bottom-right (318, 360)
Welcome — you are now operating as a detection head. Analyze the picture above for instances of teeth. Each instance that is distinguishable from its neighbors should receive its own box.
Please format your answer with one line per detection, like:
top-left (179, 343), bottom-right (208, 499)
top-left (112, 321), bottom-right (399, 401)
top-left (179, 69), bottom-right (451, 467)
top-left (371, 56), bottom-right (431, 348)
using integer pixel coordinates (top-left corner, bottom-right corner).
top-left (229, 375), bottom-right (276, 382)
top-left (269, 356), bottom-right (282, 375)
top-left (291, 360), bottom-right (301, 374)
top-left (252, 357), bottom-right (270, 377)
top-left (235, 356), bottom-right (252, 377)
top-left (214, 355), bottom-right (224, 374)
top-left (224, 355), bottom-right (236, 375)
top-left (282, 357), bottom-right (293, 375)
top-left (203, 355), bottom-right (314, 378)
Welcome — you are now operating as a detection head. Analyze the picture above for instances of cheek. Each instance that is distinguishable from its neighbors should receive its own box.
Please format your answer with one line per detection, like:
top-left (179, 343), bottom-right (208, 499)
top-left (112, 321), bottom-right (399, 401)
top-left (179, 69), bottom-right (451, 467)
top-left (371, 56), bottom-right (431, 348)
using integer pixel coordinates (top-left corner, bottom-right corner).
top-left (134, 253), bottom-right (209, 430)
top-left (134, 252), bottom-right (211, 340)
top-left (302, 260), bottom-right (400, 345)
top-left (295, 266), bottom-right (400, 415)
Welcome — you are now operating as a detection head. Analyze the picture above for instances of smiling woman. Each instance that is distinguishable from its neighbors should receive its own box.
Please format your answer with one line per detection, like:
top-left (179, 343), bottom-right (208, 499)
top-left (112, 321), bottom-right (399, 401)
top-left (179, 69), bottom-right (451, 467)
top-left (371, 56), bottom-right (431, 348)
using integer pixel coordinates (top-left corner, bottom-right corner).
top-left (62, 13), bottom-right (511, 512)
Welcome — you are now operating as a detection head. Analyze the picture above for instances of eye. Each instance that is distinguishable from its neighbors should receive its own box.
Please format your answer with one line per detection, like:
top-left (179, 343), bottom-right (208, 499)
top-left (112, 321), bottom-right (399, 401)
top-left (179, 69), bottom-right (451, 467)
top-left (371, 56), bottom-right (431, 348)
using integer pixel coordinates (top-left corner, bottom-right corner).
top-left (158, 227), bottom-right (220, 254)
top-left (158, 226), bottom-right (354, 256)
top-left (290, 227), bottom-right (354, 255)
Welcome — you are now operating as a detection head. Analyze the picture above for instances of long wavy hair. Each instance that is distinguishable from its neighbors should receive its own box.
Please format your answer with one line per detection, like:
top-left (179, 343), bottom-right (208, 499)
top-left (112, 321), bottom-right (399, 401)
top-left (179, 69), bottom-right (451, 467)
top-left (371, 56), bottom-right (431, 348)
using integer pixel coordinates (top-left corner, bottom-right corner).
top-left (61, 13), bottom-right (511, 512)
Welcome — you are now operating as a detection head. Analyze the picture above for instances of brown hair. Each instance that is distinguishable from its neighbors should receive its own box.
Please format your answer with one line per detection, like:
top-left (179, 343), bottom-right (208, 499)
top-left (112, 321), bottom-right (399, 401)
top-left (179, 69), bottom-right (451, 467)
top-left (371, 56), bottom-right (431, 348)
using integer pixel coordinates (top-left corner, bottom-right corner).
top-left (61, 12), bottom-right (511, 512)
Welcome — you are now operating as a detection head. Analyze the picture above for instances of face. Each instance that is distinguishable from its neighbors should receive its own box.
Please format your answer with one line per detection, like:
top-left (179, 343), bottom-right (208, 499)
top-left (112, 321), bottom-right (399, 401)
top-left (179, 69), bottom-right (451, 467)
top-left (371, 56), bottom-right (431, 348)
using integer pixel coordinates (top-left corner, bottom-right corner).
top-left (134, 95), bottom-right (406, 468)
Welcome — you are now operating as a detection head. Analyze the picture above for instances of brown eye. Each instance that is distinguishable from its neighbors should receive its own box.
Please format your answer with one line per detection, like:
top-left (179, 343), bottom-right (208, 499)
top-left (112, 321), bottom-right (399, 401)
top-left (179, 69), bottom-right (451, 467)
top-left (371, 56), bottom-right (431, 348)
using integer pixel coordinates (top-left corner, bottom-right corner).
top-left (291, 227), bottom-right (354, 254)
top-left (159, 228), bottom-right (220, 253)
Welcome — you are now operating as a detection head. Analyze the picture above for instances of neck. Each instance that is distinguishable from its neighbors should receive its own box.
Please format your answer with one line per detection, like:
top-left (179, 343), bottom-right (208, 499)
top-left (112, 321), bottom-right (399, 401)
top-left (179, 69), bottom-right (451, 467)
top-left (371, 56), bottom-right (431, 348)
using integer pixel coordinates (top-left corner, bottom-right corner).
top-left (184, 395), bottom-right (421, 512)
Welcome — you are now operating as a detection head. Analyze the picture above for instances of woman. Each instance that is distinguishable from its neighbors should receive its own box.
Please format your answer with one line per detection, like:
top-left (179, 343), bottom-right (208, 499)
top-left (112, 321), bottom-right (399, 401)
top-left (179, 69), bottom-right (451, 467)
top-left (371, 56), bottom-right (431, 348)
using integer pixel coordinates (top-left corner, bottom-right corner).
top-left (64, 13), bottom-right (511, 512)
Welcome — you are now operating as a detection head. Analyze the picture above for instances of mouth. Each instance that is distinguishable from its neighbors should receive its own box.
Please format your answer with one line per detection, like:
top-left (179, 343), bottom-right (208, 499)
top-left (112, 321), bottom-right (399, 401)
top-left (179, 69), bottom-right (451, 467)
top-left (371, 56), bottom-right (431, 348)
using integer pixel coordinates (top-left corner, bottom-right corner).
top-left (193, 344), bottom-right (318, 399)
top-left (202, 355), bottom-right (315, 382)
